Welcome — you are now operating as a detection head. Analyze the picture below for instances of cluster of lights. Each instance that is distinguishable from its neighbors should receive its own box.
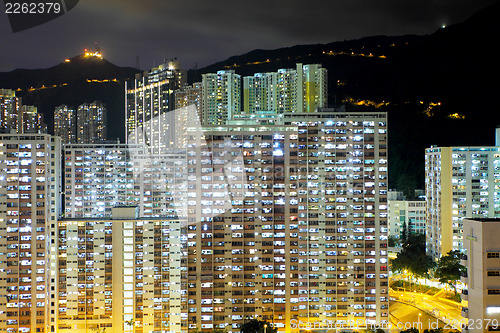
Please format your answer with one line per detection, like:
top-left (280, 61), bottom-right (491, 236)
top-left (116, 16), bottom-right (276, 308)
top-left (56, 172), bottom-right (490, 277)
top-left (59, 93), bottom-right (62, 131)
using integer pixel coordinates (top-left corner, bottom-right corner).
top-left (83, 49), bottom-right (103, 59)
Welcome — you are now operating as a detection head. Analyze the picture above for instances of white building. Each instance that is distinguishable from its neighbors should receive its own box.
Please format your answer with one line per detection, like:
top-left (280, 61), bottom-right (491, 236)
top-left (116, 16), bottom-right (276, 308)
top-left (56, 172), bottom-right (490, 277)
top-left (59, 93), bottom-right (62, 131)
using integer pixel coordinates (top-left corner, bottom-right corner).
top-left (0, 133), bottom-right (61, 333)
top-left (242, 64), bottom-right (328, 115)
top-left (63, 143), bottom-right (186, 218)
top-left (201, 70), bottom-right (241, 125)
top-left (462, 218), bottom-right (500, 333)
top-left (388, 200), bottom-right (426, 239)
top-left (55, 207), bottom-right (186, 333)
top-left (425, 146), bottom-right (500, 259)
top-left (184, 110), bottom-right (389, 331)
top-left (125, 62), bottom-right (186, 154)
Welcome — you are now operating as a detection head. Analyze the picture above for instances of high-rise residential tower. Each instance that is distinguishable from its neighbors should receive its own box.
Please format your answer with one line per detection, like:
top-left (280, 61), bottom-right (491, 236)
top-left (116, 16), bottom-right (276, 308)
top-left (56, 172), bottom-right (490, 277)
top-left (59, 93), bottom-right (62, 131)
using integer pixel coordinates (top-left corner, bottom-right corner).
top-left (76, 101), bottom-right (106, 144)
top-left (54, 105), bottom-right (77, 144)
top-left (175, 82), bottom-right (202, 118)
top-left (1, 89), bottom-right (46, 134)
top-left (201, 70), bottom-right (241, 125)
top-left (0, 89), bottom-right (20, 131)
top-left (125, 62), bottom-right (186, 154)
top-left (0, 133), bottom-right (61, 333)
top-left (63, 143), bottom-right (186, 219)
top-left (243, 64), bottom-right (328, 114)
top-left (55, 207), bottom-right (186, 333)
top-left (185, 110), bottom-right (389, 331)
top-left (388, 200), bottom-right (426, 240)
top-left (425, 145), bottom-right (500, 259)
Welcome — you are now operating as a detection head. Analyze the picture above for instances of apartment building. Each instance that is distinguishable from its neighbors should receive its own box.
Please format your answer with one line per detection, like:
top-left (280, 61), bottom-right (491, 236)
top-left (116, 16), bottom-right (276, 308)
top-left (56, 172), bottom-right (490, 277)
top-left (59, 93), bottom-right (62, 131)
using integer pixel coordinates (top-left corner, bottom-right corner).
top-left (76, 102), bottom-right (106, 144)
top-left (242, 64), bottom-right (328, 115)
top-left (388, 200), bottom-right (426, 239)
top-left (185, 110), bottom-right (389, 331)
top-left (56, 207), bottom-right (186, 333)
top-left (54, 105), bottom-right (77, 144)
top-left (0, 133), bottom-right (61, 333)
top-left (125, 62), bottom-right (186, 154)
top-left (201, 70), bottom-right (241, 126)
top-left (1, 89), bottom-right (45, 134)
top-left (63, 143), bottom-right (186, 218)
top-left (425, 146), bottom-right (500, 259)
top-left (462, 218), bottom-right (500, 333)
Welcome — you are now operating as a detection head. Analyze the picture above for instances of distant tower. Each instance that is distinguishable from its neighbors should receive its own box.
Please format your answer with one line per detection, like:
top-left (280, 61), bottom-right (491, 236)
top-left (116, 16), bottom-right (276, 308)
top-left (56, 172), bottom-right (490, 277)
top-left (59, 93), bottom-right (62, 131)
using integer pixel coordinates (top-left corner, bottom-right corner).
top-left (76, 101), bottom-right (106, 143)
top-left (54, 105), bottom-right (77, 143)
top-left (125, 62), bottom-right (186, 154)
top-left (201, 70), bottom-right (241, 125)
top-left (0, 88), bottom-right (46, 133)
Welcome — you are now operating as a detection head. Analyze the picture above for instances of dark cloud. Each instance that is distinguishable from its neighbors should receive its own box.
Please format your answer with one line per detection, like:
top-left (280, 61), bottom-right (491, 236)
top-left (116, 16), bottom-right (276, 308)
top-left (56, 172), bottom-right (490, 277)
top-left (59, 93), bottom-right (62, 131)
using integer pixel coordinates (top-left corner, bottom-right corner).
top-left (0, 0), bottom-right (497, 72)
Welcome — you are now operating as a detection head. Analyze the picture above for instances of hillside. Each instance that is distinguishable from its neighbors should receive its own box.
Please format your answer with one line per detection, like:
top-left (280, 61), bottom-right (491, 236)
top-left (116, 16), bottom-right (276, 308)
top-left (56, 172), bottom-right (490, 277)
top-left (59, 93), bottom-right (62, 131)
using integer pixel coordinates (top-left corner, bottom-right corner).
top-left (0, 53), bottom-right (140, 140)
top-left (0, 2), bottom-right (499, 191)
top-left (188, 1), bottom-right (500, 192)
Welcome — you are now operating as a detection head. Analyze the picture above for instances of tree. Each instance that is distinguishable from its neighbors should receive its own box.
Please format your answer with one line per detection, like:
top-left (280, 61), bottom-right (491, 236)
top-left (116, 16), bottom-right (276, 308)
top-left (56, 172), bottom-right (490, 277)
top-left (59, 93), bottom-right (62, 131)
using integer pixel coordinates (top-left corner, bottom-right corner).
top-left (401, 222), bottom-right (408, 243)
top-left (435, 250), bottom-right (467, 295)
top-left (388, 235), bottom-right (399, 247)
top-left (400, 329), bottom-right (419, 333)
top-left (392, 233), bottom-right (436, 280)
top-left (241, 320), bottom-right (277, 333)
top-left (365, 328), bottom-right (386, 333)
top-left (423, 328), bottom-right (444, 333)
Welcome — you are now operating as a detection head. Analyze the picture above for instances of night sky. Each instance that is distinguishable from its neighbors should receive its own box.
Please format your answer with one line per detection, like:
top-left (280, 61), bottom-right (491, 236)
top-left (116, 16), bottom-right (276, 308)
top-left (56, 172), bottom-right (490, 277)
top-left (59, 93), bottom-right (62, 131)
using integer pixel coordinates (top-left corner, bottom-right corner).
top-left (0, 0), bottom-right (497, 72)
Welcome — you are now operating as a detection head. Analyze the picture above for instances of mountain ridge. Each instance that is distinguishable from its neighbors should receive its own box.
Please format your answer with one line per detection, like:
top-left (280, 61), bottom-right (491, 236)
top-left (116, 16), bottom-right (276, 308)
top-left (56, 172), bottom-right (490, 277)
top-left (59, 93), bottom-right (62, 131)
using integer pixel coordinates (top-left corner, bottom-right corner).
top-left (0, 1), bottom-right (499, 192)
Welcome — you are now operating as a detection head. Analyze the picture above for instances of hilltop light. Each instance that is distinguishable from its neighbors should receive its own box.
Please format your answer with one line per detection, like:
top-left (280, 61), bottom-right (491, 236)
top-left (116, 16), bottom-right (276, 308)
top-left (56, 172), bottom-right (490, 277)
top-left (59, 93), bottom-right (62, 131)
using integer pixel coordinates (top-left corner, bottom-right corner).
top-left (83, 48), bottom-right (103, 59)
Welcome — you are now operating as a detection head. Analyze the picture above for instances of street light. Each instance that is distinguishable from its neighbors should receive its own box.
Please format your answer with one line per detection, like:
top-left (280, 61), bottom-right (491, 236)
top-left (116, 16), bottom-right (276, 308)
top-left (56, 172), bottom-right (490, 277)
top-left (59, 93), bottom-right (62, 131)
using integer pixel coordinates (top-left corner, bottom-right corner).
top-left (417, 313), bottom-right (422, 333)
top-left (264, 324), bottom-right (267, 333)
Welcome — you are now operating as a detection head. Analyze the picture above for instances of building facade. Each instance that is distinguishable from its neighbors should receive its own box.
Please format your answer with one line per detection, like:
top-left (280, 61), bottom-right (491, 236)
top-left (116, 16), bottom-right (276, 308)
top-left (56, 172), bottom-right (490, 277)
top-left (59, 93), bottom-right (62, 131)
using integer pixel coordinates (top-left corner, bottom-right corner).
top-left (201, 70), bottom-right (241, 126)
top-left (0, 89), bottom-right (20, 132)
top-left (125, 62), bottom-right (186, 154)
top-left (76, 102), bottom-right (106, 144)
top-left (175, 83), bottom-right (202, 118)
top-left (388, 200), bottom-right (426, 240)
top-left (54, 105), bottom-right (77, 144)
top-left (0, 133), bottom-right (61, 333)
top-left (1, 89), bottom-right (45, 134)
top-left (185, 110), bottom-right (389, 331)
top-left (425, 146), bottom-right (500, 259)
top-left (55, 207), bottom-right (186, 333)
top-left (242, 64), bottom-right (328, 115)
top-left (462, 218), bottom-right (500, 333)
top-left (63, 143), bottom-right (186, 219)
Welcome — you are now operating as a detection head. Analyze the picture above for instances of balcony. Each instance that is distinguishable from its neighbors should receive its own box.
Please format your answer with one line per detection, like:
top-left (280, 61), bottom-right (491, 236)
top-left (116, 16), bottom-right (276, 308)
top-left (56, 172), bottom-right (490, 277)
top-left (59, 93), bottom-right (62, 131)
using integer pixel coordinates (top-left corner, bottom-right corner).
top-left (461, 289), bottom-right (468, 301)
top-left (460, 254), bottom-right (468, 266)
top-left (461, 270), bottom-right (468, 284)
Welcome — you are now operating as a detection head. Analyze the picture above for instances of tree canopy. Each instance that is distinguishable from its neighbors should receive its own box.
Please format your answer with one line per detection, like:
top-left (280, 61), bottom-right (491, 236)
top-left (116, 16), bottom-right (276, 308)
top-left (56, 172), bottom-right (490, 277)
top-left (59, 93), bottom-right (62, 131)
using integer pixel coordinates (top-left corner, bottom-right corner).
top-left (241, 320), bottom-right (277, 333)
top-left (435, 250), bottom-right (467, 294)
top-left (391, 233), bottom-right (436, 279)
